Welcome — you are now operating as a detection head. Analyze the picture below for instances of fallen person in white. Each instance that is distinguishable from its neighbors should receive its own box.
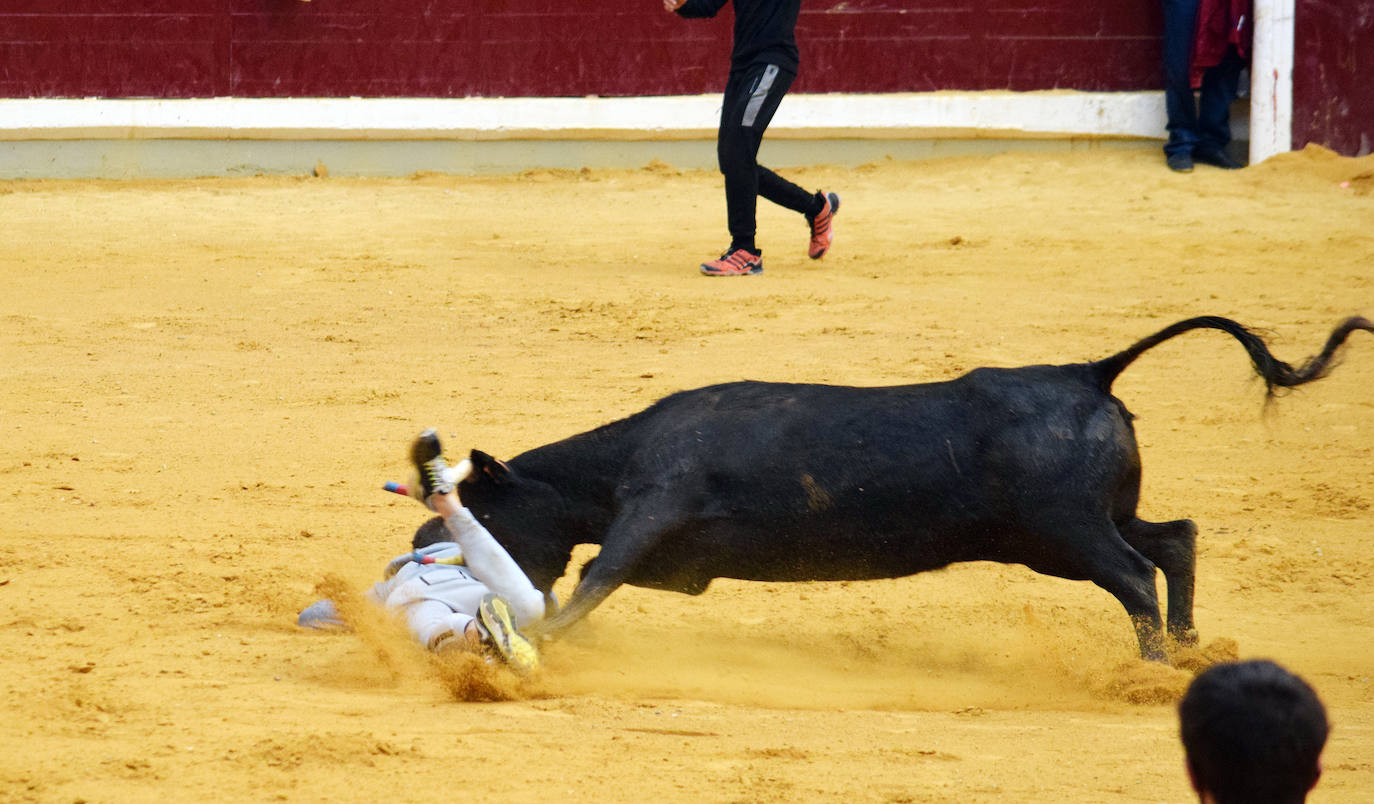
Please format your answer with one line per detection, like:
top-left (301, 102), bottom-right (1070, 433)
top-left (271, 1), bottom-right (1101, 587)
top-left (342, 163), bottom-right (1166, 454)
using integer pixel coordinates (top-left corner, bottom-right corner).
top-left (297, 429), bottom-right (544, 674)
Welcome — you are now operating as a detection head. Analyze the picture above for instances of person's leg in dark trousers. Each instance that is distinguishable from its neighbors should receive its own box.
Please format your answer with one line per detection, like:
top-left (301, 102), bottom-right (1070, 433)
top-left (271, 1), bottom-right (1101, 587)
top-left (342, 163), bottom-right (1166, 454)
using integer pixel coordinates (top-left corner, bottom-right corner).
top-left (1160, 0), bottom-right (1202, 161)
top-left (1196, 46), bottom-right (1244, 154)
top-left (717, 63), bottom-right (822, 255)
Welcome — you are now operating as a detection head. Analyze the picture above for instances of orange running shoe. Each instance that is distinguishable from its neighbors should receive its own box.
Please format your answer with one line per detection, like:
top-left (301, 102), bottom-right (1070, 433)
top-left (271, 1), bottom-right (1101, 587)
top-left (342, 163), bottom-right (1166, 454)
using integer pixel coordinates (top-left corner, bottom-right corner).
top-left (700, 247), bottom-right (763, 276)
top-left (807, 191), bottom-right (841, 259)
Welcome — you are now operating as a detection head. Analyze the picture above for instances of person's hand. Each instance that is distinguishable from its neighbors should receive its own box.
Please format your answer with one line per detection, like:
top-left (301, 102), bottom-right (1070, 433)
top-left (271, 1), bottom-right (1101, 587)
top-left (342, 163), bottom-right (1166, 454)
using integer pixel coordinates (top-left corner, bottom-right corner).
top-left (664, 0), bottom-right (687, 11)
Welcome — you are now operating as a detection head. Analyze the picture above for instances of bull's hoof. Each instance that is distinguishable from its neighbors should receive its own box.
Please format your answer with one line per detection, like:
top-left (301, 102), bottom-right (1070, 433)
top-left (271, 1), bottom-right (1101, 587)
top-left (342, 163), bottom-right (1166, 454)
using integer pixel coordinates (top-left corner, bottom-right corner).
top-left (1169, 627), bottom-right (1200, 648)
top-left (1171, 636), bottom-right (1240, 673)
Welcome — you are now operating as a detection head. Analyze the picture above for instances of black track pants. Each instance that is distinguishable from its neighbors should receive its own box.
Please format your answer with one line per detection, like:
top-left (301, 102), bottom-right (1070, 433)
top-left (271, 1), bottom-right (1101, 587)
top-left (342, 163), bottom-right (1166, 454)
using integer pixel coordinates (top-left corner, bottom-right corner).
top-left (717, 62), bottom-right (820, 253)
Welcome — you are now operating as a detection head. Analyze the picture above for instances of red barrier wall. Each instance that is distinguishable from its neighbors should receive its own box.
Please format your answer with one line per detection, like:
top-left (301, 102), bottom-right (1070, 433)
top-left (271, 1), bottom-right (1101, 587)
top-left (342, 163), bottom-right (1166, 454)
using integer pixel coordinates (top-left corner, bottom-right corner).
top-left (1293, 0), bottom-right (1374, 156)
top-left (0, 0), bottom-right (1161, 98)
top-left (2, 1), bottom-right (1369, 155)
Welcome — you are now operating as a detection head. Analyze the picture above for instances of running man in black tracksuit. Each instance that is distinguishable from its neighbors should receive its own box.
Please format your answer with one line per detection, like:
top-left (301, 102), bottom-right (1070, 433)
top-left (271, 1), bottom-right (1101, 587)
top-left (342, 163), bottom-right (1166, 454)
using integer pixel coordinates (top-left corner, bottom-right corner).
top-left (666, 0), bottom-right (840, 276)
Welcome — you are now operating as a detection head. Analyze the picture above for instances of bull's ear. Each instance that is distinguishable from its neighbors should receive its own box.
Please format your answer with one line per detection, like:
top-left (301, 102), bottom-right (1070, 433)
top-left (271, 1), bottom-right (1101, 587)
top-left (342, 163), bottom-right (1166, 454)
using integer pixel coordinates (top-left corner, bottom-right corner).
top-left (467, 449), bottom-right (512, 485)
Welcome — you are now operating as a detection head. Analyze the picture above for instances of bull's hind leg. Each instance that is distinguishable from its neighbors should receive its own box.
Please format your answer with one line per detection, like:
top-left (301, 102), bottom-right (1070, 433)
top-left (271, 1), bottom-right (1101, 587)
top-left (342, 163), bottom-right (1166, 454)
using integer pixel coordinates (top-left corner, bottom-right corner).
top-left (1119, 517), bottom-right (1199, 646)
top-left (1022, 513), bottom-right (1168, 662)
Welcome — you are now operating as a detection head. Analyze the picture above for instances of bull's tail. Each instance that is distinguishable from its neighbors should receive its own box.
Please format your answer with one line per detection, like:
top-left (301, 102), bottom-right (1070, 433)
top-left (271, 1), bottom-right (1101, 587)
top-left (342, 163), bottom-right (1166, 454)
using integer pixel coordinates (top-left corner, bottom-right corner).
top-left (1091, 315), bottom-right (1374, 394)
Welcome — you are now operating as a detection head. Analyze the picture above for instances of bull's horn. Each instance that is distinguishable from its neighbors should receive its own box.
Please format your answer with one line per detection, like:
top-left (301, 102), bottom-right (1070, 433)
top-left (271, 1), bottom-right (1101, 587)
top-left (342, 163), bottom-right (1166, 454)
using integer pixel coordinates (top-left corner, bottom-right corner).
top-left (441, 458), bottom-right (474, 485)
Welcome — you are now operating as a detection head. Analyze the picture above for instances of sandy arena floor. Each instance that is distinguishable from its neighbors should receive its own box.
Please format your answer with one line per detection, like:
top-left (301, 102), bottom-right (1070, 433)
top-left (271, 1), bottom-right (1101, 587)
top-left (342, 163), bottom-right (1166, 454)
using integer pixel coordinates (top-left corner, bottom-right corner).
top-left (1, 145), bottom-right (1372, 803)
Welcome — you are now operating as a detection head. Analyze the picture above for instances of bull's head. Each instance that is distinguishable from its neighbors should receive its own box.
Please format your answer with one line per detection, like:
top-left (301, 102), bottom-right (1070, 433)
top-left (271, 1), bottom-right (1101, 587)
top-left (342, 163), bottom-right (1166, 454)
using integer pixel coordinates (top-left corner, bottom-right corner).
top-left (411, 449), bottom-right (576, 594)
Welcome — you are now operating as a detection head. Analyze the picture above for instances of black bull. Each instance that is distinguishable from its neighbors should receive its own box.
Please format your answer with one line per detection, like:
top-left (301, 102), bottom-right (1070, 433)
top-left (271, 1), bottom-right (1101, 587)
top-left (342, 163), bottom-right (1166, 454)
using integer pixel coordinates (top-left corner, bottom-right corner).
top-left (414, 316), bottom-right (1371, 661)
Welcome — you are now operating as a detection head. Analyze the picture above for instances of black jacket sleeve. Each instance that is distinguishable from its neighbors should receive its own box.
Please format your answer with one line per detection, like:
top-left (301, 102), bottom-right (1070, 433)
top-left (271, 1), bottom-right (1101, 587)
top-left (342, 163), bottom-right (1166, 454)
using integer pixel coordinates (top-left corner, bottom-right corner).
top-left (676, 0), bottom-right (731, 20)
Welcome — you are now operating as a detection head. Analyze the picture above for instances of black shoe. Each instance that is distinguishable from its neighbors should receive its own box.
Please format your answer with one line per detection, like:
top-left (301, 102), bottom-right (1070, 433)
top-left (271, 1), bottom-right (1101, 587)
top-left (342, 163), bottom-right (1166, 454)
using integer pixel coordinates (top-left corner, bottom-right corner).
top-left (410, 428), bottom-right (455, 500)
top-left (1166, 152), bottom-right (1194, 173)
top-left (1194, 148), bottom-right (1244, 170)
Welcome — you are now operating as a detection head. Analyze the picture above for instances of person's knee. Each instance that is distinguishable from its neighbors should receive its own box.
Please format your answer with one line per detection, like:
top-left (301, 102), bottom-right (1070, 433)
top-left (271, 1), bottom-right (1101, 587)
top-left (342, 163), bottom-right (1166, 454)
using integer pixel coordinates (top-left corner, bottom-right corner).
top-left (717, 130), bottom-right (755, 176)
top-left (507, 589), bottom-right (546, 628)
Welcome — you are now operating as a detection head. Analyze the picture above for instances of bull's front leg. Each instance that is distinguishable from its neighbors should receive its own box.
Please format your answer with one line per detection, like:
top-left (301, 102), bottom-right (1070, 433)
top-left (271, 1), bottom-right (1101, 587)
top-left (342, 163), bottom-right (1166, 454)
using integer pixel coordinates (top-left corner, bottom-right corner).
top-left (530, 494), bottom-right (686, 638)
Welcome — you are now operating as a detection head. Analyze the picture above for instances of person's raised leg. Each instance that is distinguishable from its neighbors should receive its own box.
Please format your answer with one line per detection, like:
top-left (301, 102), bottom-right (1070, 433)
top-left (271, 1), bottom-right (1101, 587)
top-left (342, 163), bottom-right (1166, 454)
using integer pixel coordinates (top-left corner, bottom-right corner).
top-left (756, 170), bottom-right (839, 259)
top-left (409, 429), bottom-right (545, 627)
top-left (409, 429), bottom-right (542, 673)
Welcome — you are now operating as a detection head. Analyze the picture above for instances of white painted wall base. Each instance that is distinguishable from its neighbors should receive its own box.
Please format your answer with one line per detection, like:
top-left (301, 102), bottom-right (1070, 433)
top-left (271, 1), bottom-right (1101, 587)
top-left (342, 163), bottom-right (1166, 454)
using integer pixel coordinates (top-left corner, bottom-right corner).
top-left (1, 92), bottom-right (1172, 142)
top-left (0, 90), bottom-right (1254, 178)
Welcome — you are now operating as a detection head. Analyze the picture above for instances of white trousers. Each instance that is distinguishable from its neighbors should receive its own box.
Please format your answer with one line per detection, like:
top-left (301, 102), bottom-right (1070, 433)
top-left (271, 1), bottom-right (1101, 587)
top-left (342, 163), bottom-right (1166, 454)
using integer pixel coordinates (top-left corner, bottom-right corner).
top-left (375, 508), bottom-right (546, 649)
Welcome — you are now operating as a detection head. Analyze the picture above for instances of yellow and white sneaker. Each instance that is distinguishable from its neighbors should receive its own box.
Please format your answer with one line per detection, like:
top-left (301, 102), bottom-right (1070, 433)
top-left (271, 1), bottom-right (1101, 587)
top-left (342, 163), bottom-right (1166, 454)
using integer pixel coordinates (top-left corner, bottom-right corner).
top-left (477, 593), bottom-right (540, 675)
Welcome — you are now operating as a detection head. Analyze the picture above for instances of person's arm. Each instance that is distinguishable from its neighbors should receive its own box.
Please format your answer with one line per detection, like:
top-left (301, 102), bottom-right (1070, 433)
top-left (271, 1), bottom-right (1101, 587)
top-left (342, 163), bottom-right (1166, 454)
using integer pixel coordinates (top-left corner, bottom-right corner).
top-left (668, 0), bottom-right (730, 20)
top-left (296, 598), bottom-right (347, 629)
